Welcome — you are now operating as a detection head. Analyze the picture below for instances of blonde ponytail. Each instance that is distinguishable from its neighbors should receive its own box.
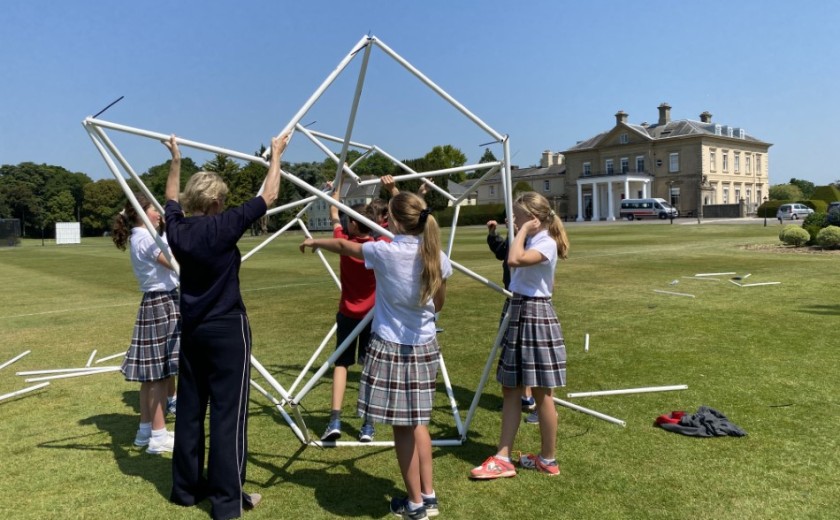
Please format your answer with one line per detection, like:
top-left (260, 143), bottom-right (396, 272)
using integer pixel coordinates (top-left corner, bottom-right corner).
top-left (388, 192), bottom-right (443, 304)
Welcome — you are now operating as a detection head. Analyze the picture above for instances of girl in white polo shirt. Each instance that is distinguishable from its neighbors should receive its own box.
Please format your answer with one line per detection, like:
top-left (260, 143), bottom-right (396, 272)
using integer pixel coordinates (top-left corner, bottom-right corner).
top-left (300, 191), bottom-right (451, 520)
top-left (470, 191), bottom-right (569, 480)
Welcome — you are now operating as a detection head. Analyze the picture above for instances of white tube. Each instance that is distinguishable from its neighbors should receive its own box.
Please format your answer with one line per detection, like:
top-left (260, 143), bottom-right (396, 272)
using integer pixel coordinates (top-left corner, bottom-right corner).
top-left (312, 438), bottom-right (463, 448)
top-left (356, 161), bottom-right (501, 186)
top-left (0, 350), bottom-right (30, 371)
top-left (683, 276), bottom-right (720, 281)
top-left (463, 310), bottom-right (511, 436)
top-left (585, 333), bottom-right (590, 352)
top-left (332, 41), bottom-right (372, 195)
top-left (86, 350), bottom-right (97, 368)
top-left (0, 382), bottom-right (49, 403)
top-left (288, 323), bottom-right (338, 396)
top-left (728, 280), bottom-right (742, 287)
top-left (25, 366), bottom-right (121, 382)
top-left (250, 356), bottom-right (294, 403)
top-left (567, 385), bottom-right (688, 398)
top-left (437, 354), bottom-right (465, 437)
top-left (249, 380), bottom-right (308, 444)
top-left (653, 290), bottom-right (695, 298)
top-left (446, 205), bottom-right (461, 257)
top-left (553, 397), bottom-right (626, 427)
top-left (95, 352), bottom-right (126, 364)
top-left (694, 272), bottom-right (736, 277)
top-left (17, 366), bottom-right (122, 376)
top-left (740, 282), bottom-right (781, 287)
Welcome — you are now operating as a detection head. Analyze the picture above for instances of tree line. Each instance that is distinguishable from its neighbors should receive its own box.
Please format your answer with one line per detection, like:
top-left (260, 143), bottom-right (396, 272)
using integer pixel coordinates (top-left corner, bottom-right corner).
top-left (0, 144), bottom-right (495, 238)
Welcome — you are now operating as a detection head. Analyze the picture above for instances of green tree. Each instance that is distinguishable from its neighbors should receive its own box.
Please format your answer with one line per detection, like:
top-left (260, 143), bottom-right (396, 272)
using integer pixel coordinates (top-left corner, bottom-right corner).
top-left (769, 184), bottom-right (803, 201)
top-left (45, 191), bottom-right (77, 228)
top-left (479, 148), bottom-right (497, 163)
top-left (789, 178), bottom-right (815, 199)
top-left (82, 179), bottom-right (123, 236)
top-left (513, 181), bottom-right (532, 196)
top-left (141, 157), bottom-right (199, 201)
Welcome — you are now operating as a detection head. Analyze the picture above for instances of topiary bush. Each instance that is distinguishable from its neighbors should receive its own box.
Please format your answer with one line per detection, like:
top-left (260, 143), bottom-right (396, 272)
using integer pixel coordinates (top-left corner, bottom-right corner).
top-left (779, 224), bottom-right (810, 247)
top-left (816, 225), bottom-right (840, 248)
top-left (802, 212), bottom-right (827, 244)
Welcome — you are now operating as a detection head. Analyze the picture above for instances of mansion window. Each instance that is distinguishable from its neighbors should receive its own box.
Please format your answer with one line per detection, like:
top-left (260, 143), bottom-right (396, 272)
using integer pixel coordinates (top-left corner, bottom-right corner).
top-left (722, 152), bottom-right (729, 172)
top-left (670, 186), bottom-right (681, 208)
top-left (636, 155), bottom-right (644, 173)
top-left (606, 159), bottom-right (614, 175)
top-left (710, 149), bottom-right (717, 172)
top-left (669, 152), bottom-right (680, 173)
top-left (735, 188), bottom-right (741, 201)
top-left (734, 152), bottom-right (741, 173)
top-left (756, 154), bottom-right (762, 175)
top-left (619, 133), bottom-right (629, 144)
top-left (620, 157), bottom-right (629, 174)
top-left (746, 155), bottom-right (751, 174)
top-left (489, 185), bottom-right (495, 196)
top-left (543, 180), bottom-right (550, 191)
top-left (723, 187), bottom-right (729, 204)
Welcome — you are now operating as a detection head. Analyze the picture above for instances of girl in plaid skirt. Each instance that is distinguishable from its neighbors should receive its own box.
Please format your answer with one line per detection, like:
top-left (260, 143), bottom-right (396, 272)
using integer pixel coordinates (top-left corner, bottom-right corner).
top-left (471, 192), bottom-right (569, 479)
top-left (301, 191), bottom-right (451, 519)
top-left (112, 194), bottom-right (180, 454)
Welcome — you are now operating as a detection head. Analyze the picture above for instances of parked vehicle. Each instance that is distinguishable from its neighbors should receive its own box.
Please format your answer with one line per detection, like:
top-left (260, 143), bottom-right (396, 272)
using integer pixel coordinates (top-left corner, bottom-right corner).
top-left (776, 203), bottom-right (814, 220)
top-left (619, 198), bottom-right (679, 220)
top-left (827, 201), bottom-right (840, 213)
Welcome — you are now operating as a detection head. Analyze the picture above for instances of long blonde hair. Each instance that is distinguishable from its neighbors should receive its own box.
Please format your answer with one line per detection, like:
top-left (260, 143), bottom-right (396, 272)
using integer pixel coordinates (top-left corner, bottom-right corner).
top-left (182, 171), bottom-right (229, 214)
top-left (388, 192), bottom-right (443, 304)
top-left (514, 191), bottom-right (569, 259)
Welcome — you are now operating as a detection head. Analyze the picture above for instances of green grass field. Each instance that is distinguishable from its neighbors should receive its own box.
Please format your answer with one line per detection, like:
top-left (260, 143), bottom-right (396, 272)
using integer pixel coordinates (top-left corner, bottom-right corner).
top-left (1, 221), bottom-right (837, 519)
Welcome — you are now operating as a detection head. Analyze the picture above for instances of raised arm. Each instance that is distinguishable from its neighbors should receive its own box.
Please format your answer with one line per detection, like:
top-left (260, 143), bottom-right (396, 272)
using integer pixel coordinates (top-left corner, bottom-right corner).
top-left (328, 181), bottom-right (342, 229)
top-left (163, 135), bottom-right (180, 203)
top-left (507, 218), bottom-right (546, 268)
top-left (261, 132), bottom-right (290, 207)
top-left (381, 175), bottom-right (399, 197)
top-left (299, 237), bottom-right (364, 259)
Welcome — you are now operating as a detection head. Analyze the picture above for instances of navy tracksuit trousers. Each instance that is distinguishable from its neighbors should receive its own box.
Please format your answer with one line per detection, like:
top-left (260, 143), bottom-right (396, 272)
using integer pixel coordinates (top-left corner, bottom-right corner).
top-left (171, 314), bottom-right (252, 520)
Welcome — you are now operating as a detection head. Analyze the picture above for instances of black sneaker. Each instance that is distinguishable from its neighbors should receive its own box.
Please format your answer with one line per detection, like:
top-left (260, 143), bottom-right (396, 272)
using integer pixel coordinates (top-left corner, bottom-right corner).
top-left (390, 497), bottom-right (429, 519)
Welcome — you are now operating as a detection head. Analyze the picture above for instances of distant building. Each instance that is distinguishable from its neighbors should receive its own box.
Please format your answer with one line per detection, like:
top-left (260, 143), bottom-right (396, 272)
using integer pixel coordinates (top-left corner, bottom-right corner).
top-left (475, 151), bottom-right (568, 214)
top-left (561, 103), bottom-right (772, 220)
top-left (306, 176), bottom-right (380, 231)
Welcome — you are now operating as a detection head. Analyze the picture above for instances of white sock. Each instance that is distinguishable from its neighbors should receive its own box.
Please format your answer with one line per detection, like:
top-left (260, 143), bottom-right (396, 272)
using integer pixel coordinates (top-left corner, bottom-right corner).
top-left (495, 454), bottom-right (511, 462)
top-left (139, 422), bottom-right (152, 435)
top-left (421, 491), bottom-right (436, 500)
top-left (151, 427), bottom-right (168, 438)
top-left (539, 455), bottom-right (556, 465)
top-left (408, 500), bottom-right (424, 511)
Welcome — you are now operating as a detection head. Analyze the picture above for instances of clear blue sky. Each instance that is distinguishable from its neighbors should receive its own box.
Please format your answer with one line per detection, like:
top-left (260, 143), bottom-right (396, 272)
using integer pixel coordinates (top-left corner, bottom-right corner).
top-left (2, 0), bottom-right (839, 186)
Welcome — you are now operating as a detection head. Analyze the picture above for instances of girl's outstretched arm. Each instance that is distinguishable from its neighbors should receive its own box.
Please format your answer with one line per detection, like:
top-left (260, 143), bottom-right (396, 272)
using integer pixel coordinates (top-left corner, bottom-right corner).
top-left (300, 238), bottom-right (363, 259)
top-left (163, 135), bottom-right (180, 203)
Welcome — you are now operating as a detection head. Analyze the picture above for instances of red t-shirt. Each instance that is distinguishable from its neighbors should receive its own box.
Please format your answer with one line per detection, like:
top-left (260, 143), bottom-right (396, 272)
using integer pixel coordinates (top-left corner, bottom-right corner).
top-left (333, 227), bottom-right (376, 319)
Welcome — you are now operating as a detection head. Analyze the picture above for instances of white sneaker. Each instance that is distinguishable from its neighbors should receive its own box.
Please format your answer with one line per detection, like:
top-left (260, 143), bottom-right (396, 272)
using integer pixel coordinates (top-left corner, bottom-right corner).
top-left (147, 431), bottom-right (175, 454)
top-left (134, 429), bottom-right (151, 447)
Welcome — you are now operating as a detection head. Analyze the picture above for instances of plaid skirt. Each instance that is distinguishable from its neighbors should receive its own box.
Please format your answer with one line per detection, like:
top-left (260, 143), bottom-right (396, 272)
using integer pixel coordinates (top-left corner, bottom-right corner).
top-left (357, 333), bottom-right (439, 426)
top-left (121, 289), bottom-right (181, 382)
top-left (496, 295), bottom-right (566, 388)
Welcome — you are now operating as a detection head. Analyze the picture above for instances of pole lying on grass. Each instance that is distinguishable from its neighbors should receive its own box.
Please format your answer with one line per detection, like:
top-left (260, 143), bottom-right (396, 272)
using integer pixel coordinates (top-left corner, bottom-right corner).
top-left (24, 366), bottom-right (121, 383)
top-left (653, 290), bottom-right (695, 298)
top-left (740, 282), bottom-right (781, 287)
top-left (553, 397), bottom-right (626, 427)
top-left (694, 272), bottom-right (736, 277)
top-left (567, 385), bottom-right (688, 399)
top-left (17, 366), bottom-right (122, 376)
top-left (95, 352), bottom-right (126, 364)
top-left (584, 333), bottom-right (590, 352)
top-left (0, 382), bottom-right (49, 403)
top-left (0, 350), bottom-right (31, 371)
top-left (85, 350), bottom-right (97, 368)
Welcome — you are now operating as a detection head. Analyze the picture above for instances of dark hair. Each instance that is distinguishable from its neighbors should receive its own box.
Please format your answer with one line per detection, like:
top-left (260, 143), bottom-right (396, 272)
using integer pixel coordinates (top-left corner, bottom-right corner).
top-left (368, 198), bottom-right (389, 224)
top-left (111, 194), bottom-right (157, 251)
top-left (347, 203), bottom-right (373, 235)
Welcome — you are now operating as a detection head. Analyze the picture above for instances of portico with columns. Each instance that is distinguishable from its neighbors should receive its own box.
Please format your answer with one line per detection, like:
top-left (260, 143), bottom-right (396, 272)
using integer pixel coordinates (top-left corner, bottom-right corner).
top-left (576, 174), bottom-right (652, 221)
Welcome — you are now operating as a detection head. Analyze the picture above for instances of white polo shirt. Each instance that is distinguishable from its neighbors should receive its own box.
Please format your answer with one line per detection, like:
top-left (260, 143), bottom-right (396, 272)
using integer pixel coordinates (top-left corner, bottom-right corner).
top-left (362, 234), bottom-right (453, 345)
top-left (129, 227), bottom-right (178, 292)
top-left (508, 230), bottom-right (557, 297)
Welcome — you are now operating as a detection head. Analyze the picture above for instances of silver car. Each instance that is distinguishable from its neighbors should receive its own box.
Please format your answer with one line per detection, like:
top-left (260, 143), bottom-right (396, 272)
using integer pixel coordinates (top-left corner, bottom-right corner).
top-left (776, 203), bottom-right (814, 220)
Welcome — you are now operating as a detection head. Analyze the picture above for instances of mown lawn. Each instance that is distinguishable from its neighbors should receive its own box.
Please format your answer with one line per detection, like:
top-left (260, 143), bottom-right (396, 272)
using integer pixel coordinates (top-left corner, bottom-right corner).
top-left (0, 221), bottom-right (837, 519)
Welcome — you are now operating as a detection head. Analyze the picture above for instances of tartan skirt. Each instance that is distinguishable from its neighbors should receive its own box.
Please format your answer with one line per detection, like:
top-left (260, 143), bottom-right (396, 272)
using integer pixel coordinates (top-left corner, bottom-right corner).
top-left (357, 333), bottom-right (439, 426)
top-left (496, 295), bottom-right (566, 389)
top-left (121, 289), bottom-right (181, 382)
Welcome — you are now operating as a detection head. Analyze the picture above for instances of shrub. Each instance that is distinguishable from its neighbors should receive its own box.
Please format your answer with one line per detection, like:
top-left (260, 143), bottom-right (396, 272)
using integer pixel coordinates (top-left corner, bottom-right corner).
top-left (808, 200), bottom-right (828, 213)
top-left (802, 212), bottom-right (828, 244)
top-left (828, 207), bottom-right (840, 226)
top-left (816, 226), bottom-right (840, 248)
top-left (779, 224), bottom-right (810, 247)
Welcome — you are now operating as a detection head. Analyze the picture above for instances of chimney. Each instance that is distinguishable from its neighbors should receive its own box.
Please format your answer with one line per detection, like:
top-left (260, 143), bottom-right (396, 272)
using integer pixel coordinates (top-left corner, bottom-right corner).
top-left (700, 111), bottom-right (713, 123)
top-left (541, 150), bottom-right (553, 168)
top-left (657, 103), bottom-right (671, 125)
top-left (615, 110), bottom-right (628, 125)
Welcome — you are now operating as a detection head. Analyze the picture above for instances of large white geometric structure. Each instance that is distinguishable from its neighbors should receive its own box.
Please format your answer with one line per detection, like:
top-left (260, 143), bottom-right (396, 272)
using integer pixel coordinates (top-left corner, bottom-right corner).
top-left (82, 35), bottom-right (521, 448)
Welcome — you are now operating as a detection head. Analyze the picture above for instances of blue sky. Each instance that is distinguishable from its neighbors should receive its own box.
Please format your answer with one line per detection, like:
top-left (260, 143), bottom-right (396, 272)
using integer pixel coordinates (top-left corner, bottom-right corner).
top-left (2, 0), bottom-right (840, 186)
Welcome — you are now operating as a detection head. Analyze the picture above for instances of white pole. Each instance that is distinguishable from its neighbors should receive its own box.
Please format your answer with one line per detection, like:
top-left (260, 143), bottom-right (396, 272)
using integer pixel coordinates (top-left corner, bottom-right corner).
top-left (294, 125), bottom-right (362, 184)
top-left (450, 259), bottom-right (511, 298)
top-left (25, 366), bottom-right (121, 383)
top-left (369, 145), bottom-right (453, 201)
top-left (85, 350), bottom-right (97, 368)
top-left (585, 333), bottom-right (590, 352)
top-left (553, 397), bottom-right (626, 427)
top-left (307, 129), bottom-right (375, 152)
top-left (567, 385), bottom-right (688, 399)
top-left (250, 356), bottom-right (294, 403)
top-left (683, 276), bottom-right (720, 282)
top-left (313, 438), bottom-right (464, 448)
top-left (249, 380), bottom-right (307, 444)
top-left (463, 310), bottom-right (511, 436)
top-left (653, 290), bottom-right (695, 298)
top-left (446, 204), bottom-right (461, 257)
top-left (452, 164), bottom-right (501, 206)
top-left (0, 350), bottom-right (30, 371)
top-left (241, 217), bottom-right (302, 262)
top-left (437, 353), bottom-right (465, 437)
top-left (288, 323), bottom-right (338, 396)
top-left (694, 272), bottom-right (736, 277)
top-left (356, 162), bottom-right (501, 186)
top-left (740, 282), bottom-right (781, 287)
top-left (95, 352), bottom-right (126, 364)
top-left (0, 382), bottom-right (49, 403)
top-left (17, 366), bottom-right (122, 376)
top-left (332, 41), bottom-right (373, 196)
top-left (299, 220), bottom-right (342, 290)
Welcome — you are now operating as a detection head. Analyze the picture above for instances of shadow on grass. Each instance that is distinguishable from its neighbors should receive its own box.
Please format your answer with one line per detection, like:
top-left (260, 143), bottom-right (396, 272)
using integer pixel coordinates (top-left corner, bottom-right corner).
top-left (799, 304), bottom-right (840, 316)
top-left (249, 444), bottom-right (401, 517)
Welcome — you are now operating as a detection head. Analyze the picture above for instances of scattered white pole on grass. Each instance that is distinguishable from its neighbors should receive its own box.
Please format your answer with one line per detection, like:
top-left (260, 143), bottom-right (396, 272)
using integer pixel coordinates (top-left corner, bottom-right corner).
top-left (0, 382), bottom-right (49, 403)
top-left (85, 350), bottom-right (97, 368)
top-left (567, 384), bottom-right (688, 399)
top-left (740, 282), bottom-right (781, 287)
top-left (584, 333), bottom-right (590, 352)
top-left (553, 397), bottom-right (626, 427)
top-left (682, 276), bottom-right (720, 282)
top-left (24, 366), bottom-right (121, 383)
top-left (0, 350), bottom-right (31, 371)
top-left (694, 272), bottom-right (736, 277)
top-left (17, 366), bottom-right (122, 376)
top-left (95, 352), bottom-right (126, 364)
top-left (653, 290), bottom-right (695, 298)
top-left (729, 280), bottom-right (742, 287)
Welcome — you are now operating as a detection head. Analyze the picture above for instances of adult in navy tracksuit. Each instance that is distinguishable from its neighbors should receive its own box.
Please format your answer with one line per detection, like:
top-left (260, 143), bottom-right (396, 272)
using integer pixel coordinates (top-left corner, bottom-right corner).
top-left (164, 133), bottom-right (289, 520)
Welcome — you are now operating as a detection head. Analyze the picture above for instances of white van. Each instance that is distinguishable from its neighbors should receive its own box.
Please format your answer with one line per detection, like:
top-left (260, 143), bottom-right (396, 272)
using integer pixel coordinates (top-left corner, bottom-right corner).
top-left (619, 198), bottom-right (679, 220)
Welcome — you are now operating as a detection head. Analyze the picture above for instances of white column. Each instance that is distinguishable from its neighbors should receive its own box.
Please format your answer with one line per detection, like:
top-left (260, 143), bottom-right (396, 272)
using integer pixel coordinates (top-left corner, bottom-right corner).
top-left (576, 183), bottom-right (584, 222)
top-left (624, 179), bottom-right (630, 199)
top-left (591, 182), bottom-right (600, 221)
top-left (606, 181), bottom-right (615, 221)
top-left (642, 181), bottom-right (649, 198)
